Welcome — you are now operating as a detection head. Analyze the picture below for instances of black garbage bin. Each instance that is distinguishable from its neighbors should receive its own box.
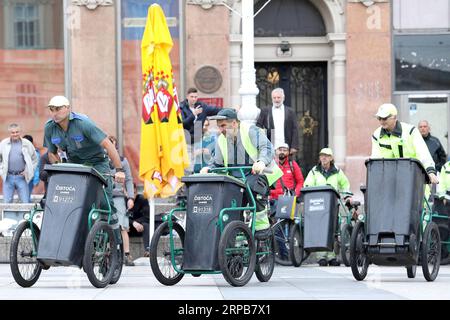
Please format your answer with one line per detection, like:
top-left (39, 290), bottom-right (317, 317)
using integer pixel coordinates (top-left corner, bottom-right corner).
top-left (181, 174), bottom-right (246, 271)
top-left (302, 185), bottom-right (340, 252)
top-left (37, 163), bottom-right (107, 267)
top-left (365, 158), bottom-right (429, 265)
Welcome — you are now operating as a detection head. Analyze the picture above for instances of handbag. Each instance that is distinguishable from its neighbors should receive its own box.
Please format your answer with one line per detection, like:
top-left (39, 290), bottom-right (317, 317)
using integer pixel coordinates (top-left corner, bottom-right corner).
top-left (275, 179), bottom-right (298, 220)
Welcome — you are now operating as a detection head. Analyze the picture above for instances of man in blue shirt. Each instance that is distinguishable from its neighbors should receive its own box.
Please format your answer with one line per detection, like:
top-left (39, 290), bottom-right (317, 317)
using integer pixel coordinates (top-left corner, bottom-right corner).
top-left (43, 96), bottom-right (125, 213)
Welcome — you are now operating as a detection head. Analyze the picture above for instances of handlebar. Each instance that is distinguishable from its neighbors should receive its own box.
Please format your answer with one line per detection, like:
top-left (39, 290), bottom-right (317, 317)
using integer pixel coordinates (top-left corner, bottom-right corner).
top-left (209, 165), bottom-right (273, 177)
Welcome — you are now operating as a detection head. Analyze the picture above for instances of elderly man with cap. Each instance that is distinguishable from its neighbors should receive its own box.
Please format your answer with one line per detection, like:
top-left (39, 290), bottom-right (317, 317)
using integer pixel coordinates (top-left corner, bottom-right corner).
top-left (200, 108), bottom-right (283, 234)
top-left (304, 147), bottom-right (352, 266)
top-left (371, 103), bottom-right (438, 184)
top-left (43, 96), bottom-right (125, 239)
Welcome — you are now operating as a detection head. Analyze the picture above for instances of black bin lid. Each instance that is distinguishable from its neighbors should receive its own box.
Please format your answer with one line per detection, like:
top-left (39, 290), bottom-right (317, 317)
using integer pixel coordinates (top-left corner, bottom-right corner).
top-left (365, 158), bottom-right (431, 184)
top-left (301, 185), bottom-right (340, 198)
top-left (44, 163), bottom-right (107, 186)
top-left (182, 173), bottom-right (246, 188)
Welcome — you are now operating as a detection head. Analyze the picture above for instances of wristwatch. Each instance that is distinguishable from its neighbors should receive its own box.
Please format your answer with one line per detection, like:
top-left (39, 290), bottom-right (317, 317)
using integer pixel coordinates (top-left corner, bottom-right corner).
top-left (115, 167), bottom-right (125, 173)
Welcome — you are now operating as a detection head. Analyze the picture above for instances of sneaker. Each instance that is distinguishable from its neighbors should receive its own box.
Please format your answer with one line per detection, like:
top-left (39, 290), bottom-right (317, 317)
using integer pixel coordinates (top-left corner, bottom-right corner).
top-left (318, 259), bottom-right (328, 266)
top-left (124, 254), bottom-right (135, 266)
top-left (143, 251), bottom-right (150, 258)
top-left (328, 259), bottom-right (340, 267)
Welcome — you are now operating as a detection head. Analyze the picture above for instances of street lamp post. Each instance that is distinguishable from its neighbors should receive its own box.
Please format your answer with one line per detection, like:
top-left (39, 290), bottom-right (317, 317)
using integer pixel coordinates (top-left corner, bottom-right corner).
top-left (237, 0), bottom-right (260, 125)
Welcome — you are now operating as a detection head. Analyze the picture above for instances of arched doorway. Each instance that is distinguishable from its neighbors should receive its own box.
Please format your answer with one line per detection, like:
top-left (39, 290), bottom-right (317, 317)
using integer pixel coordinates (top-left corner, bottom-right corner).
top-left (252, 0), bottom-right (345, 174)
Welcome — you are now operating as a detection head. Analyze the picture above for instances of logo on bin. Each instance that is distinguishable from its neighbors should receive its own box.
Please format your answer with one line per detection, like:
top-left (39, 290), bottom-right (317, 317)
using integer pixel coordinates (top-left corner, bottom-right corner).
top-left (192, 193), bottom-right (213, 214)
top-left (308, 198), bottom-right (324, 211)
top-left (52, 184), bottom-right (76, 204)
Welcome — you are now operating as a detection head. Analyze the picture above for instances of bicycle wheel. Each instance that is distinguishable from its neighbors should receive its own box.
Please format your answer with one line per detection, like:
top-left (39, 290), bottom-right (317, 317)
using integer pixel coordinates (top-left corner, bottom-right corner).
top-left (255, 229), bottom-right (275, 282)
top-left (421, 222), bottom-right (441, 281)
top-left (218, 221), bottom-right (256, 287)
top-left (272, 219), bottom-right (292, 266)
top-left (340, 223), bottom-right (352, 267)
top-left (289, 223), bottom-right (304, 267)
top-left (10, 221), bottom-right (42, 287)
top-left (350, 221), bottom-right (369, 281)
top-left (83, 221), bottom-right (118, 288)
top-left (110, 242), bottom-right (123, 285)
top-left (149, 221), bottom-right (185, 286)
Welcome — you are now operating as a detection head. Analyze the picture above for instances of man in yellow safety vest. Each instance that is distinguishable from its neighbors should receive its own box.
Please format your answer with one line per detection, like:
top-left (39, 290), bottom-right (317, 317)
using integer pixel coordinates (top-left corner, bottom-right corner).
top-left (200, 108), bottom-right (283, 234)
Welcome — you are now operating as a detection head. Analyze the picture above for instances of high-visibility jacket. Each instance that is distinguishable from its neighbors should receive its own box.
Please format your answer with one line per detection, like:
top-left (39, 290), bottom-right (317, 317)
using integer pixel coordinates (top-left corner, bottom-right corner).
top-left (371, 121), bottom-right (436, 174)
top-left (438, 161), bottom-right (450, 198)
top-left (216, 122), bottom-right (283, 186)
top-left (303, 164), bottom-right (352, 197)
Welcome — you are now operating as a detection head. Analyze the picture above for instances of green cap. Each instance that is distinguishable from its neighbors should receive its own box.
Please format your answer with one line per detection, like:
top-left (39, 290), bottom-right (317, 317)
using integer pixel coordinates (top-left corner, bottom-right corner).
top-left (208, 108), bottom-right (238, 120)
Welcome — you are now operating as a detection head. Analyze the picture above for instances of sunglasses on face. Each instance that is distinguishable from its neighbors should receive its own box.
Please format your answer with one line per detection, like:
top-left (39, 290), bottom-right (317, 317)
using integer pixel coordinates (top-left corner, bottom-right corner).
top-left (48, 105), bottom-right (66, 112)
top-left (377, 116), bottom-right (392, 121)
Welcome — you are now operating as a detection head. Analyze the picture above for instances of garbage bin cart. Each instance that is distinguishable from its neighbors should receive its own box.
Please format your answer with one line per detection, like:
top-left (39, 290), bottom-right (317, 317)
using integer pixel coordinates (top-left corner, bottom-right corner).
top-left (37, 163), bottom-right (107, 267)
top-left (350, 158), bottom-right (441, 282)
top-left (302, 185), bottom-right (340, 252)
top-left (364, 158), bottom-right (428, 266)
top-left (181, 174), bottom-right (246, 271)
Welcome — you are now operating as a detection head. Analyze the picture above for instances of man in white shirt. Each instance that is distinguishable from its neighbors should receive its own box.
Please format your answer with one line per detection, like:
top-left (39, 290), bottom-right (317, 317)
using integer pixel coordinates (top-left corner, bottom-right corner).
top-left (256, 88), bottom-right (299, 156)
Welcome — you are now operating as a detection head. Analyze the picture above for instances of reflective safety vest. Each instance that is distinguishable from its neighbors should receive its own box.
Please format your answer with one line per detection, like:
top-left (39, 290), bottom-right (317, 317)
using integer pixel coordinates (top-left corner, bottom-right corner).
top-left (438, 161), bottom-right (450, 198)
top-left (217, 123), bottom-right (283, 186)
top-left (303, 165), bottom-right (352, 196)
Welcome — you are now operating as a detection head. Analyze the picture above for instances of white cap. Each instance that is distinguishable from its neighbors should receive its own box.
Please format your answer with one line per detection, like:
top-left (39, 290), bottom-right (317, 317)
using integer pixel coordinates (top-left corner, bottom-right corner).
top-left (275, 142), bottom-right (289, 150)
top-left (319, 147), bottom-right (333, 156)
top-left (375, 103), bottom-right (397, 118)
top-left (48, 96), bottom-right (70, 107)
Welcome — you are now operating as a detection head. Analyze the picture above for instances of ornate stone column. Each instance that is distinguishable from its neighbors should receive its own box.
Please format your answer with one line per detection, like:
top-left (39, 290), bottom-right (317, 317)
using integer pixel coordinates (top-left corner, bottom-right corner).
top-left (237, 0), bottom-right (259, 125)
top-left (329, 34), bottom-right (346, 167)
top-left (68, 0), bottom-right (117, 136)
top-left (72, 0), bottom-right (113, 10)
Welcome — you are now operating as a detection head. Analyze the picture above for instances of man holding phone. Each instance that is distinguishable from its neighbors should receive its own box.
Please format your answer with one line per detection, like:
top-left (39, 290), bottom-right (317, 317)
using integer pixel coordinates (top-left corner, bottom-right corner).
top-left (179, 87), bottom-right (221, 172)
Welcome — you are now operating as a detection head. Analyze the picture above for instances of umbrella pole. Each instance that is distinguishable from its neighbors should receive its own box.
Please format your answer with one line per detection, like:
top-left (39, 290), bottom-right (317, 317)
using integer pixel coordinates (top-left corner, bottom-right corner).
top-left (149, 198), bottom-right (155, 251)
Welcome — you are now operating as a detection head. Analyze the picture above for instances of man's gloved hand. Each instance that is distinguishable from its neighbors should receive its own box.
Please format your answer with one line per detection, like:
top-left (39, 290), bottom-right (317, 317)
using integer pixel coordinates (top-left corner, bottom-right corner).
top-left (252, 161), bottom-right (266, 174)
top-left (200, 167), bottom-right (210, 174)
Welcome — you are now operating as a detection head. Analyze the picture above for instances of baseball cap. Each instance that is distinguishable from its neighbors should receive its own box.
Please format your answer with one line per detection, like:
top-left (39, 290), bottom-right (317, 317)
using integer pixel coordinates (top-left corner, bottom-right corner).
top-left (48, 96), bottom-right (70, 107)
top-left (275, 142), bottom-right (289, 150)
top-left (208, 108), bottom-right (238, 120)
top-left (375, 103), bottom-right (397, 118)
top-left (319, 147), bottom-right (333, 156)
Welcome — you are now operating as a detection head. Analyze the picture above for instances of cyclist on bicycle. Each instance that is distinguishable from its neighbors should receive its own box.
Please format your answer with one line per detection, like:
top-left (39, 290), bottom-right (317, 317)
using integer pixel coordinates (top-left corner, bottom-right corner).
top-left (304, 147), bottom-right (352, 266)
top-left (200, 108), bottom-right (282, 235)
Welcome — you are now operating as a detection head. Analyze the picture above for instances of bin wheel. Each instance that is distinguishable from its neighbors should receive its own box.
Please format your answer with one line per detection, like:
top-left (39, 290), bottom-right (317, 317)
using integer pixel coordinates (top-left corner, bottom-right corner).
top-left (406, 265), bottom-right (416, 278)
top-left (83, 221), bottom-right (118, 288)
top-left (218, 221), bottom-right (256, 287)
top-left (340, 224), bottom-right (352, 267)
top-left (350, 221), bottom-right (369, 281)
top-left (110, 242), bottom-right (123, 285)
top-left (10, 221), bottom-right (42, 287)
top-left (289, 223), bottom-right (304, 267)
top-left (255, 228), bottom-right (275, 282)
top-left (149, 221), bottom-right (185, 286)
top-left (272, 219), bottom-right (292, 266)
top-left (421, 222), bottom-right (441, 281)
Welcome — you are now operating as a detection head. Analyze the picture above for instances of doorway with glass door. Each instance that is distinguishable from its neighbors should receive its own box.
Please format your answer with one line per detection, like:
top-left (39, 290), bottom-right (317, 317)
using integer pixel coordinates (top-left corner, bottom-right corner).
top-left (255, 62), bottom-right (328, 176)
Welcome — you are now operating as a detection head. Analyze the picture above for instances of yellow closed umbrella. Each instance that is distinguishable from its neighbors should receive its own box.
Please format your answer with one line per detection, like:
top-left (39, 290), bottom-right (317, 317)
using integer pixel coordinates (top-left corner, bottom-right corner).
top-left (139, 3), bottom-right (188, 199)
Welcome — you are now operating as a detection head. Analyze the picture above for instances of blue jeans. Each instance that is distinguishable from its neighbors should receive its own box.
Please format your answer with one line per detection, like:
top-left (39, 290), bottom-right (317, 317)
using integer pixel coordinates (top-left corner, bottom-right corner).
top-left (3, 175), bottom-right (29, 203)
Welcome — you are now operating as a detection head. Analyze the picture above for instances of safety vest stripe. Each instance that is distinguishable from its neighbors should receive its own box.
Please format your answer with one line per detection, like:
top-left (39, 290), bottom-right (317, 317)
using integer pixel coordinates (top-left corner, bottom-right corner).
top-left (379, 143), bottom-right (392, 150)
